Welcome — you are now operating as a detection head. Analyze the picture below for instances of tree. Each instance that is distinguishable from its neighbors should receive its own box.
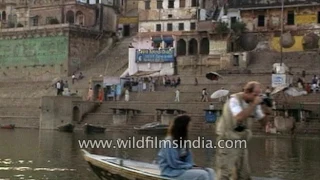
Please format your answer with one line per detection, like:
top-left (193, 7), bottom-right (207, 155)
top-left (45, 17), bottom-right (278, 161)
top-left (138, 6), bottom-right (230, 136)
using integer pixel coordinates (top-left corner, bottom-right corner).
top-left (231, 21), bottom-right (246, 36)
top-left (215, 21), bottom-right (229, 39)
top-left (49, 18), bottom-right (59, 24)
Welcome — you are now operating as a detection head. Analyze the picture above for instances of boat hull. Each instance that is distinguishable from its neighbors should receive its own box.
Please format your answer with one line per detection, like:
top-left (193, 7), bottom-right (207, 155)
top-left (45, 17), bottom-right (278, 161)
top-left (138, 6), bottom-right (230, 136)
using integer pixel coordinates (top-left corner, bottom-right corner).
top-left (135, 127), bottom-right (168, 135)
top-left (82, 150), bottom-right (170, 180)
top-left (84, 124), bottom-right (106, 133)
top-left (0, 124), bottom-right (15, 129)
top-left (57, 124), bottom-right (74, 133)
top-left (81, 150), bottom-right (282, 180)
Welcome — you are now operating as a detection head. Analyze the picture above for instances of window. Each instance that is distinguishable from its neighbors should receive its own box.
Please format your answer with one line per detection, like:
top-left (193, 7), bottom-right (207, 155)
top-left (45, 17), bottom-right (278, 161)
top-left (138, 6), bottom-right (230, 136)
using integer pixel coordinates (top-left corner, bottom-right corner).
top-left (180, 0), bottom-right (185, 7)
top-left (46, 17), bottom-right (53, 24)
top-left (231, 17), bottom-right (237, 25)
top-left (191, 0), bottom-right (197, 7)
top-left (257, 15), bottom-right (265, 27)
top-left (168, 14), bottom-right (173, 18)
top-left (156, 24), bottom-right (161, 31)
top-left (178, 23), bottom-right (184, 30)
top-left (190, 22), bottom-right (196, 30)
top-left (167, 23), bottom-right (173, 31)
top-left (287, 11), bottom-right (294, 25)
top-left (32, 17), bottom-right (38, 26)
top-left (145, 1), bottom-right (150, 9)
top-left (157, 0), bottom-right (163, 9)
top-left (168, 0), bottom-right (174, 8)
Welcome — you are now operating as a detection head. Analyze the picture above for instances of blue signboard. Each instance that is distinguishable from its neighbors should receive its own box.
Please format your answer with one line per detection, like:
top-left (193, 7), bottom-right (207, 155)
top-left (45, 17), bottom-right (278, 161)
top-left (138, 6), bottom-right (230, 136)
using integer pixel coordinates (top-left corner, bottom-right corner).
top-left (136, 48), bottom-right (175, 63)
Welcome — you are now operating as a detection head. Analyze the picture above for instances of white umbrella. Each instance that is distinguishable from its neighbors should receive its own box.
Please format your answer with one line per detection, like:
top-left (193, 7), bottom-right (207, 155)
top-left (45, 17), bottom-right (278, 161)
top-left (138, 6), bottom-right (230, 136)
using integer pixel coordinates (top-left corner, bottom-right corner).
top-left (210, 89), bottom-right (229, 99)
top-left (271, 85), bottom-right (288, 95)
top-left (284, 87), bottom-right (307, 97)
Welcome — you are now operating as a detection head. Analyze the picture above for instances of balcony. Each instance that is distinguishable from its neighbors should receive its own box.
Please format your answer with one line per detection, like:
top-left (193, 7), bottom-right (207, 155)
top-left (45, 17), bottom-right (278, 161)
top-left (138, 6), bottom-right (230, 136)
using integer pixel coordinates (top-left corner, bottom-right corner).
top-left (197, 21), bottom-right (215, 32)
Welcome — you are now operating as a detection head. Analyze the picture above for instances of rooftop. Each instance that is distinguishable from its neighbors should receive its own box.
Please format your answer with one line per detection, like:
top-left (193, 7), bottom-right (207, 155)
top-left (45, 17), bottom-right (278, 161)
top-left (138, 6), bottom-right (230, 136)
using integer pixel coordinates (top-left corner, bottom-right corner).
top-left (228, 0), bottom-right (320, 9)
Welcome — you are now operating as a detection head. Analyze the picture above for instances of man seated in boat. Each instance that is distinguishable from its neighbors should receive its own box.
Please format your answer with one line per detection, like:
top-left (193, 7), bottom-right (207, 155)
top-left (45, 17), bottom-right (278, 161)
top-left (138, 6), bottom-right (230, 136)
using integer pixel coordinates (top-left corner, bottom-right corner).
top-left (157, 115), bottom-right (215, 180)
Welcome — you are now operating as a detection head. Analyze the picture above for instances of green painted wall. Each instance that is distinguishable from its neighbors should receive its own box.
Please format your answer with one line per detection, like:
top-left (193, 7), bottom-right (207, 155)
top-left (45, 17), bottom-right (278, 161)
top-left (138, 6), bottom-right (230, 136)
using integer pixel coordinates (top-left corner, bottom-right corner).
top-left (0, 36), bottom-right (68, 66)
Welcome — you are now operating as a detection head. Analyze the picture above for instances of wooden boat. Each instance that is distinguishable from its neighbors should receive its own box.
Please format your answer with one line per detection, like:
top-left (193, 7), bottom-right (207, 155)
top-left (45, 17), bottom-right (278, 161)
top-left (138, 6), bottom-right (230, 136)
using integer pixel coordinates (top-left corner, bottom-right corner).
top-left (82, 149), bottom-right (172, 180)
top-left (81, 150), bottom-right (282, 180)
top-left (84, 123), bottom-right (106, 133)
top-left (57, 123), bottom-right (74, 132)
top-left (134, 122), bottom-right (168, 135)
top-left (0, 124), bottom-right (15, 129)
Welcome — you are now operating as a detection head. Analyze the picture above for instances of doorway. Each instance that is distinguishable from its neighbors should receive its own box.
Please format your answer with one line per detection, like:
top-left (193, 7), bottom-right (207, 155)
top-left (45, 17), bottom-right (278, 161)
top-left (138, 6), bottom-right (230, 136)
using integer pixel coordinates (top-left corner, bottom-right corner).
top-left (72, 106), bottom-right (80, 122)
top-left (233, 55), bottom-right (239, 66)
top-left (123, 24), bottom-right (130, 37)
top-left (94, 84), bottom-right (101, 100)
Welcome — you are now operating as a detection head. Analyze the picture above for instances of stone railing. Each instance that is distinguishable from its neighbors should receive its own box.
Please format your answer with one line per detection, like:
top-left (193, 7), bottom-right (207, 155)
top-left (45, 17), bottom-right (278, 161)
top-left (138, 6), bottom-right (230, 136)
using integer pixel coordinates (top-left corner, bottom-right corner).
top-left (0, 23), bottom-right (100, 33)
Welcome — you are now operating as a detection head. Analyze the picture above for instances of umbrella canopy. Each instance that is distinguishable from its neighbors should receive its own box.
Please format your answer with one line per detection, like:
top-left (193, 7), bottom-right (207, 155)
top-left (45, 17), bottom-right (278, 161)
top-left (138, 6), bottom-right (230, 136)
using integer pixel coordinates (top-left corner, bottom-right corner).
top-left (284, 87), bottom-right (307, 97)
top-left (206, 72), bottom-right (223, 81)
top-left (270, 85), bottom-right (288, 95)
top-left (210, 89), bottom-right (229, 99)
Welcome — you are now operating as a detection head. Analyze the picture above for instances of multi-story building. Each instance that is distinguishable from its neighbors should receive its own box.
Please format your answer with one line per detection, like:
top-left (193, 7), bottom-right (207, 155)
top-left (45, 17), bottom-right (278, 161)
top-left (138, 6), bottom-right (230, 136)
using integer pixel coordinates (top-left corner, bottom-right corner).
top-left (227, 0), bottom-right (320, 52)
top-left (0, 0), bottom-right (128, 33)
top-left (126, 0), bottom-right (225, 77)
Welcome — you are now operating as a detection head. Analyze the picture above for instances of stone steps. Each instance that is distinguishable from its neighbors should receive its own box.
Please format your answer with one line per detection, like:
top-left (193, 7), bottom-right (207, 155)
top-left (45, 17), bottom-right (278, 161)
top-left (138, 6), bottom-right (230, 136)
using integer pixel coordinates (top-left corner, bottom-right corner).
top-left (95, 101), bottom-right (223, 114)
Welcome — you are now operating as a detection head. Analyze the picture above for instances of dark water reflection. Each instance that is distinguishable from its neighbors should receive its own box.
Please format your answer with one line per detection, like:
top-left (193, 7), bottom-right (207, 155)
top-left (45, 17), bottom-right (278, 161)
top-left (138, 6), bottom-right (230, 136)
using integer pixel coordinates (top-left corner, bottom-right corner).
top-left (0, 129), bottom-right (320, 180)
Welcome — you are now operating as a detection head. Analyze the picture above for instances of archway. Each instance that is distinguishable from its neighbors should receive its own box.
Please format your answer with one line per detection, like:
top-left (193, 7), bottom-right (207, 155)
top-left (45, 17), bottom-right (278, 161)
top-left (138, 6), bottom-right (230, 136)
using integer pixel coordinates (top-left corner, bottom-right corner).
top-left (76, 11), bottom-right (84, 25)
top-left (188, 38), bottom-right (198, 55)
top-left (72, 106), bottom-right (80, 122)
top-left (66, 11), bottom-right (74, 24)
top-left (177, 39), bottom-right (186, 56)
top-left (200, 38), bottom-right (209, 55)
top-left (94, 84), bottom-right (101, 100)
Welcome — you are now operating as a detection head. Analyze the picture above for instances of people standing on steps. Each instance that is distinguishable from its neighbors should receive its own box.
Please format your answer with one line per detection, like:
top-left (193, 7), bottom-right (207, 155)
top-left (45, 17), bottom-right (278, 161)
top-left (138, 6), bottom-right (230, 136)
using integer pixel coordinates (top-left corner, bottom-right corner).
top-left (98, 88), bottom-right (104, 104)
top-left (72, 73), bottom-right (76, 84)
top-left (56, 81), bottom-right (61, 96)
top-left (175, 89), bottom-right (180, 102)
top-left (87, 88), bottom-right (93, 101)
top-left (201, 88), bottom-right (208, 102)
top-left (209, 103), bottom-right (214, 110)
top-left (125, 88), bottom-right (130, 102)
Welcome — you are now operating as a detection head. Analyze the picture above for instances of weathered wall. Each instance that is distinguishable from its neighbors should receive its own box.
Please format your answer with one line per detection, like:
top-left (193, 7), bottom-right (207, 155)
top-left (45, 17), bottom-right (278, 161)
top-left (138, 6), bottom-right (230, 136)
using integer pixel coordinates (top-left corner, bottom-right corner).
top-left (102, 5), bottom-right (118, 32)
top-left (271, 36), bottom-right (304, 52)
top-left (229, 0), bottom-right (316, 8)
top-left (68, 31), bottom-right (101, 74)
top-left (210, 40), bottom-right (228, 55)
top-left (29, 6), bottom-right (61, 25)
top-left (241, 6), bottom-right (320, 32)
top-left (176, 55), bottom-right (222, 75)
top-left (138, 0), bottom-right (197, 32)
top-left (0, 36), bottom-right (68, 66)
top-left (40, 96), bottom-right (82, 130)
top-left (139, 20), bottom-right (197, 32)
top-left (0, 24), bottom-right (108, 80)
top-left (29, 1), bottom-right (97, 27)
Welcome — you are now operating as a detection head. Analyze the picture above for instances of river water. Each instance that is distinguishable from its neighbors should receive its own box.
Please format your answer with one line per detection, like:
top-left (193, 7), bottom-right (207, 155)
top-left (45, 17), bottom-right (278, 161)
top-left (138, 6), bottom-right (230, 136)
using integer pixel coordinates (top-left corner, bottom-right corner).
top-left (0, 129), bottom-right (320, 180)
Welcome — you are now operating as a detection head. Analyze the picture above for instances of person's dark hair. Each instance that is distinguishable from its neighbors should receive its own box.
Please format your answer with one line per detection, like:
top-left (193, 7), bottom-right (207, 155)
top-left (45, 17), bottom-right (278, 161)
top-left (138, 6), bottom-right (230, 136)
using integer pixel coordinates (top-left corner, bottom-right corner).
top-left (167, 115), bottom-right (191, 146)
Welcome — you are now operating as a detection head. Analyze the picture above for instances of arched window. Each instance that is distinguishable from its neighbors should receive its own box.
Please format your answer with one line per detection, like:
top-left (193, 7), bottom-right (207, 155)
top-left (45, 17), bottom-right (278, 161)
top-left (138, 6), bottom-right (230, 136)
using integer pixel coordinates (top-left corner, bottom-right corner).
top-left (66, 11), bottom-right (74, 24)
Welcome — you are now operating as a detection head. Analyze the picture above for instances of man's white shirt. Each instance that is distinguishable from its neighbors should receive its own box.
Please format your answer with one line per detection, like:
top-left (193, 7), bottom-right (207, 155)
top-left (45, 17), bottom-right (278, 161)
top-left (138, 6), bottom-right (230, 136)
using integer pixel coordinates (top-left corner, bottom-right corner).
top-left (229, 95), bottom-right (265, 120)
